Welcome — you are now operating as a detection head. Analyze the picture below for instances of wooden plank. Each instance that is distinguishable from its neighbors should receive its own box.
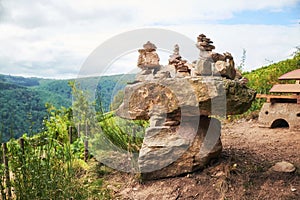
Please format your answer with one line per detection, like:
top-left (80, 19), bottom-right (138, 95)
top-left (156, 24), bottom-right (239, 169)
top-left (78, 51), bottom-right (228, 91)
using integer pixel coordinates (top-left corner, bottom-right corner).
top-left (256, 93), bottom-right (300, 104)
top-left (270, 84), bottom-right (300, 93)
top-left (256, 94), bottom-right (300, 99)
top-left (279, 69), bottom-right (300, 80)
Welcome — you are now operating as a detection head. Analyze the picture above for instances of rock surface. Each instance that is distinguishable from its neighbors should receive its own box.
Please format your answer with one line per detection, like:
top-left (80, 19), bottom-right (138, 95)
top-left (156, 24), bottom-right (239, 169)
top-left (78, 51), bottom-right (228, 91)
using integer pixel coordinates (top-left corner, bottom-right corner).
top-left (136, 41), bottom-right (161, 82)
top-left (259, 103), bottom-right (300, 130)
top-left (169, 44), bottom-right (191, 76)
top-left (140, 116), bottom-right (222, 180)
top-left (214, 60), bottom-right (236, 80)
top-left (270, 161), bottom-right (296, 173)
top-left (116, 35), bottom-right (256, 180)
top-left (117, 77), bottom-right (256, 119)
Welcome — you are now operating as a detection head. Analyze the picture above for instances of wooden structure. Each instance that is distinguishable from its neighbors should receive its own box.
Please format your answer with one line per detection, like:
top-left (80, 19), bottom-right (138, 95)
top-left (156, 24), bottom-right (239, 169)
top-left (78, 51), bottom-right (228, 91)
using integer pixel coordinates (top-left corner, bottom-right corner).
top-left (258, 69), bottom-right (300, 130)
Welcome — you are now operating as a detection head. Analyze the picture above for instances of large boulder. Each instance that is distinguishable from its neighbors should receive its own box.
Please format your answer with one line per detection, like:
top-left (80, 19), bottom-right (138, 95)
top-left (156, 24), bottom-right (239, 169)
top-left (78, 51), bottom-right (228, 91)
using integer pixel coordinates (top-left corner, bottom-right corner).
top-left (139, 116), bottom-right (222, 180)
top-left (114, 37), bottom-right (256, 181)
top-left (116, 76), bottom-right (255, 180)
top-left (117, 76), bottom-right (256, 119)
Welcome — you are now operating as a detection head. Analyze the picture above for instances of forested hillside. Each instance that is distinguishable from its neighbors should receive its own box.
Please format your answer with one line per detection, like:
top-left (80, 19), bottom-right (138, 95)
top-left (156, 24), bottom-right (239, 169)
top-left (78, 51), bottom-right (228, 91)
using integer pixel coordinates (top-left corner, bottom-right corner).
top-left (0, 53), bottom-right (299, 199)
top-left (244, 50), bottom-right (300, 93)
top-left (0, 74), bottom-right (135, 142)
top-left (241, 50), bottom-right (300, 113)
top-left (1, 50), bottom-right (299, 142)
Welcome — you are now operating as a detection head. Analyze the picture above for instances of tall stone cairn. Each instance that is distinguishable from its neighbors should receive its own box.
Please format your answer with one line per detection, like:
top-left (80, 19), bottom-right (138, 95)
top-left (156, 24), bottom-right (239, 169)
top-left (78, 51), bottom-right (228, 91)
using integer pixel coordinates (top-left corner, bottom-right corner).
top-left (168, 44), bottom-right (191, 77)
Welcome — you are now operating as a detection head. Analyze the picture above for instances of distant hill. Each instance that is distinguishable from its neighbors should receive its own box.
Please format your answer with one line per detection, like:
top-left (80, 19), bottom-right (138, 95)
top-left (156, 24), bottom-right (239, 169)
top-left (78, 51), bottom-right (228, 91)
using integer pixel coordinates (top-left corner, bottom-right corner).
top-left (1, 50), bottom-right (299, 142)
top-left (0, 73), bottom-right (135, 142)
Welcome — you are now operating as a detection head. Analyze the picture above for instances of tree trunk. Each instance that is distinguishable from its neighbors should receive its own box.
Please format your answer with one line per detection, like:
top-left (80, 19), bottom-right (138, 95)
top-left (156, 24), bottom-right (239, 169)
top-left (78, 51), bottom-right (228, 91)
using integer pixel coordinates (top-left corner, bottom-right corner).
top-left (68, 126), bottom-right (73, 144)
top-left (2, 143), bottom-right (11, 199)
top-left (19, 138), bottom-right (25, 155)
top-left (0, 146), bottom-right (6, 200)
top-left (84, 121), bottom-right (89, 162)
top-left (77, 124), bottom-right (80, 138)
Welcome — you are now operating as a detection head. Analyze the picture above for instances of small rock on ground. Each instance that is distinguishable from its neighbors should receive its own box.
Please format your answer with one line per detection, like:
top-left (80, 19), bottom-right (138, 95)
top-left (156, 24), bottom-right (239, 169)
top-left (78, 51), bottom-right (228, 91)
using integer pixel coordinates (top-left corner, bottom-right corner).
top-left (270, 161), bottom-right (296, 173)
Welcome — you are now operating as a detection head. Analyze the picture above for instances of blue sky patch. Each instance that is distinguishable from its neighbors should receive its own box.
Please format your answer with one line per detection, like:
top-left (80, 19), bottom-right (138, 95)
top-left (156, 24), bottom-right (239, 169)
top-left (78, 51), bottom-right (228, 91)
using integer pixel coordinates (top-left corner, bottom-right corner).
top-left (219, 6), bottom-right (300, 25)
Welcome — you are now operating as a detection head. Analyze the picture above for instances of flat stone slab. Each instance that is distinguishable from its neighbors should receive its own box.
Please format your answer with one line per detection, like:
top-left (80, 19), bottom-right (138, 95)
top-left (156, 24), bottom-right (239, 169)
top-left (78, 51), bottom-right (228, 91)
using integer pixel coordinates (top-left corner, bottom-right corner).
top-left (117, 76), bottom-right (256, 120)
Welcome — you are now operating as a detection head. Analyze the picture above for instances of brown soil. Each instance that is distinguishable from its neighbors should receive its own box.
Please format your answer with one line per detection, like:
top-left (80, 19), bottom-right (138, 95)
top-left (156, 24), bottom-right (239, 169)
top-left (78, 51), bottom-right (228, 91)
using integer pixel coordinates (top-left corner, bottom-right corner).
top-left (104, 119), bottom-right (300, 200)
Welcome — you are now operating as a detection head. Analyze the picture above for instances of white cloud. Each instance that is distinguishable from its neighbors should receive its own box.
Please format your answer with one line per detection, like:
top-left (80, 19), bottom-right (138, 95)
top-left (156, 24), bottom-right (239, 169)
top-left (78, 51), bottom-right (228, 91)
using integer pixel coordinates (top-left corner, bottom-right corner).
top-left (0, 0), bottom-right (299, 78)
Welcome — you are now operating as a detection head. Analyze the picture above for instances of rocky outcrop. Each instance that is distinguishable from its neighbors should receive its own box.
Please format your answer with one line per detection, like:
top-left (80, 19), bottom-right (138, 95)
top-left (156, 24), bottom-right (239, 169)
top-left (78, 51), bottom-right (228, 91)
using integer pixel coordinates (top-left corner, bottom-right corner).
top-left (117, 77), bottom-right (256, 119)
top-left (116, 34), bottom-right (256, 180)
top-left (139, 116), bottom-right (222, 180)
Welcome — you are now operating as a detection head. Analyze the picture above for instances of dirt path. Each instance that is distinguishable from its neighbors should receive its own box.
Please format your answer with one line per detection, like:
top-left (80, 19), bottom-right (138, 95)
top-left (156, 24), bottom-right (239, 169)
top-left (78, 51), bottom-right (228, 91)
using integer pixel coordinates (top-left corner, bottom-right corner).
top-left (222, 119), bottom-right (300, 165)
top-left (105, 120), bottom-right (300, 200)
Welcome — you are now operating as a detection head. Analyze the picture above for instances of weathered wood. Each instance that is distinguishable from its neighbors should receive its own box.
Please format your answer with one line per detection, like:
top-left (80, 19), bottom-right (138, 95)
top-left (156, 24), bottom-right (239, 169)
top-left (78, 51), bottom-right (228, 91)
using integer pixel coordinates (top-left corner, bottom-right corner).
top-left (270, 84), bottom-right (300, 93)
top-left (256, 94), bottom-right (300, 104)
top-left (84, 121), bottom-right (89, 162)
top-left (68, 126), bottom-right (72, 144)
top-left (19, 138), bottom-right (25, 155)
top-left (77, 124), bottom-right (80, 138)
top-left (278, 69), bottom-right (300, 80)
top-left (256, 94), bottom-right (300, 99)
top-left (0, 146), bottom-right (6, 200)
top-left (2, 143), bottom-right (11, 199)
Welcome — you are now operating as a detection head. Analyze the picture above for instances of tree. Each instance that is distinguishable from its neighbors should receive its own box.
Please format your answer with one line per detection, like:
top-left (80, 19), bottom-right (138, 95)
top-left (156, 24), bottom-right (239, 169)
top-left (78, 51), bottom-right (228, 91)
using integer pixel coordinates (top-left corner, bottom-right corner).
top-left (69, 81), bottom-right (97, 161)
top-left (237, 49), bottom-right (246, 72)
top-left (110, 90), bottom-right (124, 111)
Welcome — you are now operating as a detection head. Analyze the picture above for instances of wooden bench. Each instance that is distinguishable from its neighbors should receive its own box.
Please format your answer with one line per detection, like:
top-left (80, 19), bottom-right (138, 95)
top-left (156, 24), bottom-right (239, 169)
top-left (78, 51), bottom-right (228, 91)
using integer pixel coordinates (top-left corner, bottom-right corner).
top-left (256, 69), bottom-right (300, 104)
top-left (256, 94), bottom-right (300, 104)
top-left (269, 84), bottom-right (300, 94)
top-left (257, 83), bottom-right (300, 104)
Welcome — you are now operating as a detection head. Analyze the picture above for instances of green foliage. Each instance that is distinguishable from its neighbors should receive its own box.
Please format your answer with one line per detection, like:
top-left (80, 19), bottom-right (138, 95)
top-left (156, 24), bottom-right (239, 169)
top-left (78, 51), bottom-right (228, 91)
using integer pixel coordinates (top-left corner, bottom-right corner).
top-left (37, 79), bottom-right (72, 99)
top-left (0, 75), bottom-right (146, 199)
top-left (244, 51), bottom-right (300, 94)
top-left (0, 104), bottom-right (112, 199)
top-left (0, 106), bottom-right (84, 199)
top-left (96, 74), bottom-right (135, 112)
top-left (0, 74), bottom-right (40, 87)
top-left (0, 73), bottom-right (135, 141)
top-left (242, 50), bottom-right (300, 113)
top-left (0, 86), bottom-right (46, 141)
top-left (69, 81), bottom-right (95, 127)
top-left (96, 112), bottom-right (148, 153)
top-left (237, 49), bottom-right (246, 72)
top-left (110, 90), bottom-right (124, 111)
top-left (71, 138), bottom-right (85, 160)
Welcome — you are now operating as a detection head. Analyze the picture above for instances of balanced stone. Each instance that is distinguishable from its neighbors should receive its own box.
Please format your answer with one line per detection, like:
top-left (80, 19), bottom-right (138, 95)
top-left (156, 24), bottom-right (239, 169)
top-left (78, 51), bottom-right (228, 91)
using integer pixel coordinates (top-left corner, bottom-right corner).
top-left (136, 41), bottom-right (161, 81)
top-left (116, 34), bottom-right (256, 181)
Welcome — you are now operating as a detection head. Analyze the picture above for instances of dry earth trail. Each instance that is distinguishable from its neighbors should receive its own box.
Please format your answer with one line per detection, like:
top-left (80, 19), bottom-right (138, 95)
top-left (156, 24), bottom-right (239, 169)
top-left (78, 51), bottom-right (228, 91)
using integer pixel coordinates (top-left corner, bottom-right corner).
top-left (104, 120), bottom-right (300, 200)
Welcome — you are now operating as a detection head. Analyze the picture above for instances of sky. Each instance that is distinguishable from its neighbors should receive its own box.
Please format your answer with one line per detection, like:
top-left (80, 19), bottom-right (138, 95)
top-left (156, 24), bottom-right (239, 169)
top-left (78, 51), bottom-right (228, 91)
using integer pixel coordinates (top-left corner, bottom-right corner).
top-left (0, 0), bottom-right (299, 79)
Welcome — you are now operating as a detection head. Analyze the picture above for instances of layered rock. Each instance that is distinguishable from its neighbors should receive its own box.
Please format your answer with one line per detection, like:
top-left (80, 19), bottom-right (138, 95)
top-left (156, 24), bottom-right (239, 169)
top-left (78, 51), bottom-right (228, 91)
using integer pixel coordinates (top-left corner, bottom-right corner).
top-left (212, 52), bottom-right (236, 80)
top-left (168, 44), bottom-right (191, 77)
top-left (136, 41), bottom-right (161, 81)
top-left (116, 35), bottom-right (256, 180)
top-left (117, 77), bottom-right (256, 119)
top-left (139, 116), bottom-right (222, 180)
top-left (194, 34), bottom-right (238, 80)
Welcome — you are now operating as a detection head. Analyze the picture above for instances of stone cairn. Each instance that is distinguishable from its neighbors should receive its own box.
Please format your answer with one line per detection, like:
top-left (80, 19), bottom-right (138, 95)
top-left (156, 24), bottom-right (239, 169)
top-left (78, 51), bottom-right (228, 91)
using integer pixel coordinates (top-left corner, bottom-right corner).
top-left (194, 34), bottom-right (237, 79)
top-left (136, 41), bottom-right (166, 81)
top-left (168, 44), bottom-right (191, 77)
top-left (117, 34), bottom-right (256, 180)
